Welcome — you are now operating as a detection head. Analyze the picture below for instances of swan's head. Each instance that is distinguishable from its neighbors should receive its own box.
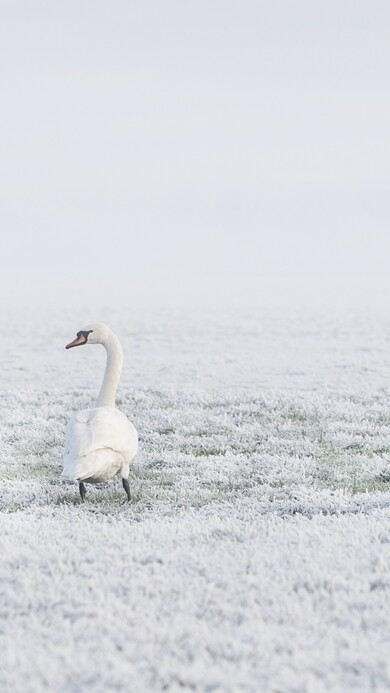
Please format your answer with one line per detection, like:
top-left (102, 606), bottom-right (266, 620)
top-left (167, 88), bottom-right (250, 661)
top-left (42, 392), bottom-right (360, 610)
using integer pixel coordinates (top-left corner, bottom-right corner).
top-left (65, 323), bottom-right (111, 349)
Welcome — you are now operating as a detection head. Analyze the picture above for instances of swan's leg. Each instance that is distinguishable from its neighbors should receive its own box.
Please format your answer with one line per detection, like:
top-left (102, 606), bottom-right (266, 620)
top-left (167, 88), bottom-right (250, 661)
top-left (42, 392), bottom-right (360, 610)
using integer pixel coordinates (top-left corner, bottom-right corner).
top-left (122, 478), bottom-right (131, 502)
top-left (79, 482), bottom-right (86, 501)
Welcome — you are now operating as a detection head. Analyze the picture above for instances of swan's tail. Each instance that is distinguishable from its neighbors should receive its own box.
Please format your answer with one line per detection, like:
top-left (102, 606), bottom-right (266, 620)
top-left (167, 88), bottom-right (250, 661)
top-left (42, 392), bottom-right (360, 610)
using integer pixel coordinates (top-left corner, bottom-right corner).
top-left (62, 449), bottom-right (124, 483)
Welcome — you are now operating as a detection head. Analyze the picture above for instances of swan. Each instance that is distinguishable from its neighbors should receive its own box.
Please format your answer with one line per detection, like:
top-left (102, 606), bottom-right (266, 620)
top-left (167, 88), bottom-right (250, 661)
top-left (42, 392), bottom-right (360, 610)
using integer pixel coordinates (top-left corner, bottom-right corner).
top-left (62, 323), bottom-right (138, 501)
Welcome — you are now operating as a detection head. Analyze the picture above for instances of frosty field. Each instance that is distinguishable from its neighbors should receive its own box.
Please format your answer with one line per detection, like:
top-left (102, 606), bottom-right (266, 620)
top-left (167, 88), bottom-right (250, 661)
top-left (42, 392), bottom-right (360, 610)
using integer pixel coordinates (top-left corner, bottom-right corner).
top-left (1, 303), bottom-right (390, 692)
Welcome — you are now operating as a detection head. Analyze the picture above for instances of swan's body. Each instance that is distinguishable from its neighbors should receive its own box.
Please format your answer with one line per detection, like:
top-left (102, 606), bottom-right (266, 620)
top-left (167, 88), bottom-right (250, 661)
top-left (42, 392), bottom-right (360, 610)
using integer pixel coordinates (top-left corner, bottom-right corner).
top-left (63, 406), bottom-right (137, 483)
top-left (62, 323), bottom-right (138, 500)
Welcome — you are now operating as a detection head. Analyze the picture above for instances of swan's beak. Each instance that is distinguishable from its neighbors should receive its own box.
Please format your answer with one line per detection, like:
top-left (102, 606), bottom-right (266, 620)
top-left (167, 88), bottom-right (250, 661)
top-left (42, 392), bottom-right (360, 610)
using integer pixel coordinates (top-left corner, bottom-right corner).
top-left (66, 335), bottom-right (87, 349)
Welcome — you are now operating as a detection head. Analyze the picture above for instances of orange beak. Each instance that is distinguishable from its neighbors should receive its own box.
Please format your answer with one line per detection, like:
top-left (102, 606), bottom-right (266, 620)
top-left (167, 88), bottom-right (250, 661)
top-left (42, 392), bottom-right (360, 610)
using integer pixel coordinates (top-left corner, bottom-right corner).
top-left (66, 335), bottom-right (87, 349)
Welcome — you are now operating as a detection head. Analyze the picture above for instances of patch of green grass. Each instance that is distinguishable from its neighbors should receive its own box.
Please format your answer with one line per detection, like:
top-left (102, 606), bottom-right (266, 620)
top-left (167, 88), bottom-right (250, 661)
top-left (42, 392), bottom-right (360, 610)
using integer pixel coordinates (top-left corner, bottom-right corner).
top-left (349, 477), bottom-right (390, 494)
top-left (373, 447), bottom-right (390, 457)
top-left (1, 503), bottom-right (31, 514)
top-left (193, 446), bottom-right (227, 457)
top-left (54, 493), bottom-right (82, 506)
top-left (23, 462), bottom-right (59, 479)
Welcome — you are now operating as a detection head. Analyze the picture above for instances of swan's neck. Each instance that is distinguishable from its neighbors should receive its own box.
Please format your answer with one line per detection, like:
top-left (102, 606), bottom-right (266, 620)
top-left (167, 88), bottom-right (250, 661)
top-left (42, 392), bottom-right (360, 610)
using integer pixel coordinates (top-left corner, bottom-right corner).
top-left (96, 333), bottom-right (123, 407)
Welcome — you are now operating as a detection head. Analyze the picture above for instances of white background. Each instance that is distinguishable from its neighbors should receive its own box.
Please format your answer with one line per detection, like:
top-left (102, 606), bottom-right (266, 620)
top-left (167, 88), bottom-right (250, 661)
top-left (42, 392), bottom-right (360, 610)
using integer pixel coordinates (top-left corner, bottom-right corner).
top-left (1, 0), bottom-right (389, 309)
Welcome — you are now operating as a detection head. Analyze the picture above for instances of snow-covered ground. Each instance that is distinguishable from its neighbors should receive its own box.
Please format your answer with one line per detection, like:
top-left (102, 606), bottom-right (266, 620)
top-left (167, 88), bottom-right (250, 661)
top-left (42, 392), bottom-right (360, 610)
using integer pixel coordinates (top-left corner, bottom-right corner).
top-left (2, 303), bottom-right (390, 692)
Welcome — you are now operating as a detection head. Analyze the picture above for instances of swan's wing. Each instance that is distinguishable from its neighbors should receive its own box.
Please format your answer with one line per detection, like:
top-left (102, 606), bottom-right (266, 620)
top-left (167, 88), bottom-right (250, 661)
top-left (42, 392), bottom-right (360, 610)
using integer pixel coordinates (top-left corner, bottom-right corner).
top-left (64, 406), bottom-right (138, 460)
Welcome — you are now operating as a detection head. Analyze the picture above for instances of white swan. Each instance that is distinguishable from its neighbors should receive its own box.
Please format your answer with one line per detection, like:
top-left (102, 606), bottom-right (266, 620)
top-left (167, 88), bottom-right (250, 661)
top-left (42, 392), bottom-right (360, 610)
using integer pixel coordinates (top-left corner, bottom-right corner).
top-left (62, 323), bottom-right (138, 501)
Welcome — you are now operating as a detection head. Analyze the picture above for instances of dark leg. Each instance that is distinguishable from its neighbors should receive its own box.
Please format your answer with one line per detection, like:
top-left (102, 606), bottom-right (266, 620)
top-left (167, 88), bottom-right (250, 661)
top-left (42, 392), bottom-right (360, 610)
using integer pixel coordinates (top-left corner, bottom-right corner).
top-left (79, 481), bottom-right (86, 501)
top-left (122, 478), bottom-right (131, 501)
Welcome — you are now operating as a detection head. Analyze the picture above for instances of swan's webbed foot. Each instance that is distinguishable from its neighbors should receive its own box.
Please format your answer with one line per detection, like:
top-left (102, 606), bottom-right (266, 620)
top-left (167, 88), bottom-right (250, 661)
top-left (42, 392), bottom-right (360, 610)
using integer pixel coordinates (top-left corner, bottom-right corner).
top-left (122, 478), bottom-right (131, 502)
top-left (79, 481), bottom-right (86, 501)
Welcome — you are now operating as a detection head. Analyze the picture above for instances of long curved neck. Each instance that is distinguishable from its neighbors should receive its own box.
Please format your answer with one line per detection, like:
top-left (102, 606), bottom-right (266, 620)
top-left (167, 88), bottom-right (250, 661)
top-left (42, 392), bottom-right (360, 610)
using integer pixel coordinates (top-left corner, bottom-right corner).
top-left (96, 332), bottom-right (123, 407)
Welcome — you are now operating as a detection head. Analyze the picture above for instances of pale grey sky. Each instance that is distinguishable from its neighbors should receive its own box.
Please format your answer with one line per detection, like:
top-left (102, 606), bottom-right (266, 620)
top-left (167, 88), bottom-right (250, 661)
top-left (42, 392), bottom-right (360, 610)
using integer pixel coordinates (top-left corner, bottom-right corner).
top-left (1, 0), bottom-right (389, 307)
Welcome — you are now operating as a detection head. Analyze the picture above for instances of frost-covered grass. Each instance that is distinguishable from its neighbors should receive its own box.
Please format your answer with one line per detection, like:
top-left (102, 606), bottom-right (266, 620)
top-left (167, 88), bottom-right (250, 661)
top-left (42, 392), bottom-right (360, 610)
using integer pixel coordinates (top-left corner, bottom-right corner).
top-left (1, 305), bottom-right (390, 691)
